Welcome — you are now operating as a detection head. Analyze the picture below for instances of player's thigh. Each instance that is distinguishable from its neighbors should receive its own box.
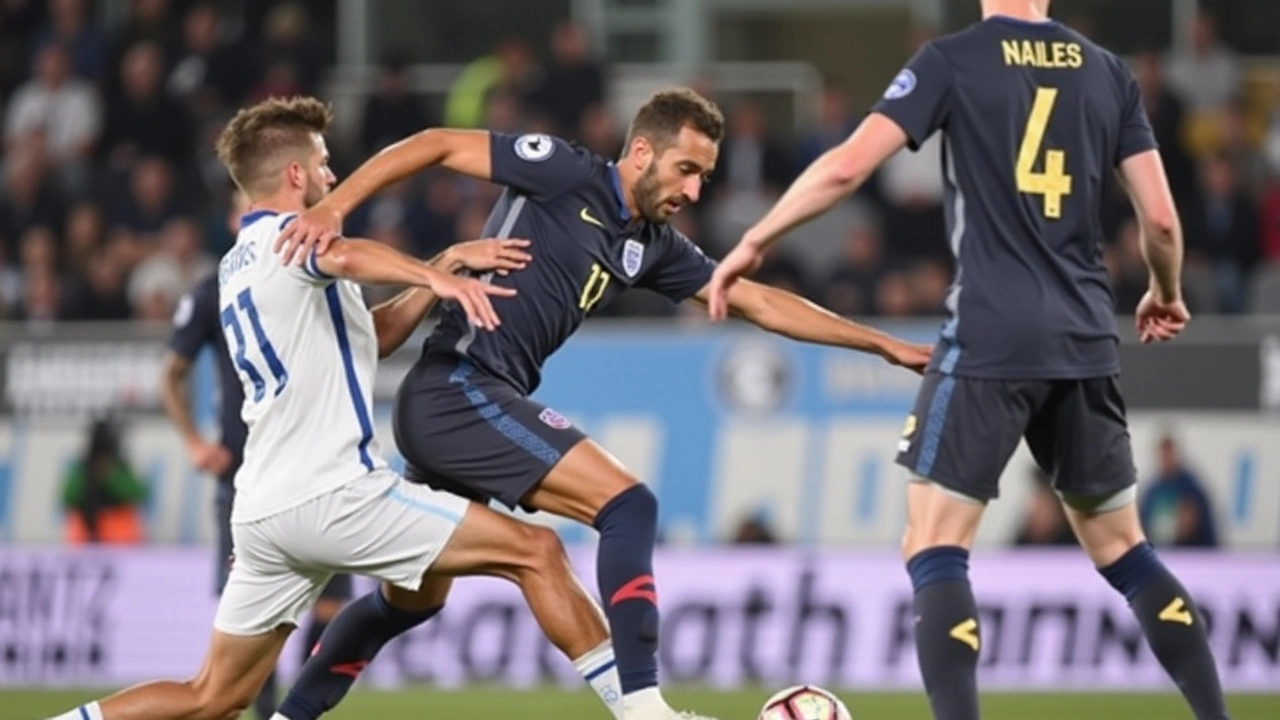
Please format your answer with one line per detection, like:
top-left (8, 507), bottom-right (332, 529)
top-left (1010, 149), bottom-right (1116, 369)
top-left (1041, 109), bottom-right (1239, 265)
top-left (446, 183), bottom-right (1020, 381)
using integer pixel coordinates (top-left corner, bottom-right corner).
top-left (394, 356), bottom-right (588, 513)
top-left (521, 439), bottom-right (638, 525)
top-left (429, 499), bottom-right (564, 580)
top-left (895, 373), bottom-right (1037, 502)
top-left (1061, 496), bottom-right (1146, 568)
top-left (187, 626), bottom-right (291, 714)
top-left (1025, 377), bottom-right (1137, 498)
top-left (902, 480), bottom-right (988, 558)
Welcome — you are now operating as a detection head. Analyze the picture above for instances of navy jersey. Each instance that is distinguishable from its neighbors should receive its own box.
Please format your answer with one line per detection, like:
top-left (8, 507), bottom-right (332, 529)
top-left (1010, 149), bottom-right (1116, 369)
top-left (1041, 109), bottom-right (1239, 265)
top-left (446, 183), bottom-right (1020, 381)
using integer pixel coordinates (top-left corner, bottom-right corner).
top-left (169, 273), bottom-right (247, 470)
top-left (871, 16), bottom-right (1157, 379)
top-left (425, 132), bottom-right (716, 393)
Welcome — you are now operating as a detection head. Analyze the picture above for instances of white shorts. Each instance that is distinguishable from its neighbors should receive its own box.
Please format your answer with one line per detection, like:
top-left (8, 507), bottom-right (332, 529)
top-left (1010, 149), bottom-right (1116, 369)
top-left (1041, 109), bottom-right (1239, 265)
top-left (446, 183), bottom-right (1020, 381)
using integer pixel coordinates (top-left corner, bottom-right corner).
top-left (213, 470), bottom-right (470, 636)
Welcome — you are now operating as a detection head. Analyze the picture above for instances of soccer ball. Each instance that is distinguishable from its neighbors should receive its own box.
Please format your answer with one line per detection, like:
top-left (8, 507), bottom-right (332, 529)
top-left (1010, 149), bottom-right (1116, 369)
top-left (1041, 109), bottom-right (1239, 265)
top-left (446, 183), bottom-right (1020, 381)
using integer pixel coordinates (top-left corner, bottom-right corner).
top-left (757, 685), bottom-right (852, 720)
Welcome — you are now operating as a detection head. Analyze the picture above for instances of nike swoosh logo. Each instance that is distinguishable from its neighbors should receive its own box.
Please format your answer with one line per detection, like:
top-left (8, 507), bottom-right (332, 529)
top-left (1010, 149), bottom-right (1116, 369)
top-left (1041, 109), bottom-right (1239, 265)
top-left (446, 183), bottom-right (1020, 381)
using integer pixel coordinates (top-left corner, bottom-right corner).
top-left (580, 207), bottom-right (605, 229)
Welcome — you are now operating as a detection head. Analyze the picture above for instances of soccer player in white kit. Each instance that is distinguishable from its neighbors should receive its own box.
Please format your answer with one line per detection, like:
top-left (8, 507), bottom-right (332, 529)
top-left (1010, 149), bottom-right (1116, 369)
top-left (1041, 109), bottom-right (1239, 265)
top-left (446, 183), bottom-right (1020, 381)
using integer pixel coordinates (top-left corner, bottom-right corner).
top-left (49, 96), bottom-right (614, 720)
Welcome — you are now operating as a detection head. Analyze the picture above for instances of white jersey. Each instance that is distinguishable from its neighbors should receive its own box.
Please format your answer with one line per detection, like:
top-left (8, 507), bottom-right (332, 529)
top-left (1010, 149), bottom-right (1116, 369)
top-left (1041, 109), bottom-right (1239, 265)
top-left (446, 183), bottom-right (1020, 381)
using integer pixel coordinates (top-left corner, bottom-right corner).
top-left (218, 209), bottom-right (386, 522)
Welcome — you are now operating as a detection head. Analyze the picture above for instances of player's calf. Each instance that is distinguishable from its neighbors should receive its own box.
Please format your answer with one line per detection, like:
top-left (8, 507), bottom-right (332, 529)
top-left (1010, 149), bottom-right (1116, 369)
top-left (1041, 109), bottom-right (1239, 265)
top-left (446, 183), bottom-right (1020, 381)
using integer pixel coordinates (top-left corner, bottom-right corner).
top-left (1065, 497), bottom-right (1230, 720)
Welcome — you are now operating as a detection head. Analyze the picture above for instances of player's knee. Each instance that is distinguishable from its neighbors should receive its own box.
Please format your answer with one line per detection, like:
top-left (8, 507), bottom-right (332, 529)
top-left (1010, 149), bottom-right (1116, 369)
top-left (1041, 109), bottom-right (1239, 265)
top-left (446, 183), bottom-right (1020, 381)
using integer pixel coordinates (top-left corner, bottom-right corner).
top-left (603, 482), bottom-right (657, 524)
top-left (522, 524), bottom-right (567, 572)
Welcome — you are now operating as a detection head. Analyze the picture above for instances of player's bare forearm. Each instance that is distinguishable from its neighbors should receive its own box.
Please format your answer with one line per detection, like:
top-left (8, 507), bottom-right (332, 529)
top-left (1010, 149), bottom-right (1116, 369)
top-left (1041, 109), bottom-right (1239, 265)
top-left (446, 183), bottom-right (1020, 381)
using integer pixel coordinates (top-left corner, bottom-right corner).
top-left (369, 250), bottom-right (456, 358)
top-left (705, 280), bottom-right (899, 359)
top-left (1118, 150), bottom-right (1184, 301)
top-left (315, 237), bottom-right (450, 291)
top-left (325, 129), bottom-right (492, 218)
top-left (1140, 221), bottom-right (1183, 301)
top-left (159, 352), bottom-right (201, 445)
top-left (742, 113), bottom-right (908, 250)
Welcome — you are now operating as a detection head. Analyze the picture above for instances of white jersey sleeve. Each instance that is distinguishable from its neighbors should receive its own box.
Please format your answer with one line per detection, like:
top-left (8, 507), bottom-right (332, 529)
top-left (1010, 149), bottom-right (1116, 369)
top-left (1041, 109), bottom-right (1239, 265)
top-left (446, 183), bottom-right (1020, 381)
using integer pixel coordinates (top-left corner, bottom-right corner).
top-left (217, 210), bottom-right (386, 522)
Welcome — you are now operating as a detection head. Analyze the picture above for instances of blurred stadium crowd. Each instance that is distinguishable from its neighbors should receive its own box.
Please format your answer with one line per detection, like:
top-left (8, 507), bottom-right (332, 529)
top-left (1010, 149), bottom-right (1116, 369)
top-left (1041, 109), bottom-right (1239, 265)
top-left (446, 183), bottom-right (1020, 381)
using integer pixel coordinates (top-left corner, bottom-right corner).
top-left (2, 0), bottom-right (1279, 326)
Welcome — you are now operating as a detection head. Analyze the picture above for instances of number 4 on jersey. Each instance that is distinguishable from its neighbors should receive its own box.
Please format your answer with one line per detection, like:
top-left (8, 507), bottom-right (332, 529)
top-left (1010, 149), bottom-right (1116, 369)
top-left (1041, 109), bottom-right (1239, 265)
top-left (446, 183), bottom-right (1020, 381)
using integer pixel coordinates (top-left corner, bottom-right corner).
top-left (1016, 87), bottom-right (1073, 219)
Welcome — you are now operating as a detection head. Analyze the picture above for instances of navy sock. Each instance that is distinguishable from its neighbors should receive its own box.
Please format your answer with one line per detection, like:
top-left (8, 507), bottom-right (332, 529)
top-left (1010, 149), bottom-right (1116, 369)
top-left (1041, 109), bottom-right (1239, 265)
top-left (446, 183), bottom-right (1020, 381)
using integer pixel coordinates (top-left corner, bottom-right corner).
top-left (302, 619), bottom-right (330, 665)
top-left (1100, 543), bottom-right (1229, 720)
top-left (277, 591), bottom-right (440, 720)
top-left (907, 546), bottom-right (980, 720)
top-left (593, 484), bottom-right (660, 694)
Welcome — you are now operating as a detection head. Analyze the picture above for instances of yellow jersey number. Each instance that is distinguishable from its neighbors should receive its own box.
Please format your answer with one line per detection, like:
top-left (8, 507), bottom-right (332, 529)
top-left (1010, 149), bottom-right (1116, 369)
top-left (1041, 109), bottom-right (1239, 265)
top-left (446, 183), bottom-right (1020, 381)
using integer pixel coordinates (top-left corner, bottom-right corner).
top-left (579, 262), bottom-right (611, 312)
top-left (1015, 87), bottom-right (1073, 220)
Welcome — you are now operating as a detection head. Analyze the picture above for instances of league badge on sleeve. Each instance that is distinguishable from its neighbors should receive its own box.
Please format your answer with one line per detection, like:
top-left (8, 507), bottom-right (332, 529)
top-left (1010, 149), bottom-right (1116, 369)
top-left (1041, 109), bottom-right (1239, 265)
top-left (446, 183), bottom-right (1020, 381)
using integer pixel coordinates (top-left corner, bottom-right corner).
top-left (622, 239), bottom-right (644, 277)
top-left (515, 133), bottom-right (555, 162)
top-left (883, 69), bottom-right (917, 100)
top-left (538, 408), bottom-right (572, 430)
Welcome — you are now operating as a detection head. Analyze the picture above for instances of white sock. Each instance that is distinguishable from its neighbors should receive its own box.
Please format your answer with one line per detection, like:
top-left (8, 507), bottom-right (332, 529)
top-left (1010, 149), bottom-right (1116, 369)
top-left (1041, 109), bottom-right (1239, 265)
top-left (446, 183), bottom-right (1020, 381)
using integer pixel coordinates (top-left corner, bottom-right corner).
top-left (622, 686), bottom-right (672, 714)
top-left (269, 714), bottom-right (294, 720)
top-left (572, 641), bottom-right (624, 719)
top-left (49, 702), bottom-right (104, 720)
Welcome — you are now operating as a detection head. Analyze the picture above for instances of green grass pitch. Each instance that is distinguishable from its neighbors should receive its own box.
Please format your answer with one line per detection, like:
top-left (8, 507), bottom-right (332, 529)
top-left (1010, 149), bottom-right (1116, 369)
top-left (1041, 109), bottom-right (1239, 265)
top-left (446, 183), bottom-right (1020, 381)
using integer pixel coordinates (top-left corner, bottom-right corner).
top-left (5, 688), bottom-right (1278, 719)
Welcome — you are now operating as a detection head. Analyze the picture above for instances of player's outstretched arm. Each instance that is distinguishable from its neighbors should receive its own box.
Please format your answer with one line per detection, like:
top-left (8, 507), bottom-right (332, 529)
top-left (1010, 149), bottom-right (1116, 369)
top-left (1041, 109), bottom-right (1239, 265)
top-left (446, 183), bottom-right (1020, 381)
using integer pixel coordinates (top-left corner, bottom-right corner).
top-left (369, 238), bottom-right (531, 358)
top-left (159, 352), bottom-right (231, 475)
top-left (1117, 149), bottom-right (1189, 343)
top-left (707, 114), bottom-right (909, 321)
top-left (691, 278), bottom-right (932, 374)
top-left (312, 237), bottom-right (516, 332)
top-left (276, 129), bottom-right (493, 263)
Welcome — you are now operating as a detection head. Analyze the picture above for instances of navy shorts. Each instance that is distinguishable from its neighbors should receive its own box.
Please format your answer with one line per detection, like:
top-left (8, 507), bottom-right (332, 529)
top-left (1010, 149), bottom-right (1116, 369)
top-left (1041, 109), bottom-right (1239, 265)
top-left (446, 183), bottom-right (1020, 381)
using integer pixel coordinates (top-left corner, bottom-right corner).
top-left (215, 478), bottom-right (352, 601)
top-left (393, 354), bottom-right (587, 510)
top-left (895, 373), bottom-right (1137, 501)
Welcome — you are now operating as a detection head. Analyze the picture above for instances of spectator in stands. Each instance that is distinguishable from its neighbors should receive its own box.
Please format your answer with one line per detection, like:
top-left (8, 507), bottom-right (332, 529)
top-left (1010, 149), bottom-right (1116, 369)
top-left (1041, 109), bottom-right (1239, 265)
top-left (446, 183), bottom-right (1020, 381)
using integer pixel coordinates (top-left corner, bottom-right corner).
top-left (61, 244), bottom-right (131, 320)
top-left (61, 417), bottom-right (148, 545)
top-left (713, 99), bottom-right (792, 198)
top-left (111, 155), bottom-right (185, 264)
top-left (1013, 468), bottom-right (1075, 546)
top-left (1139, 434), bottom-right (1220, 548)
top-left (824, 222), bottom-right (886, 317)
top-left (732, 511), bottom-right (777, 545)
top-left (874, 271), bottom-right (914, 318)
top-left (31, 0), bottom-right (108, 83)
top-left (0, 240), bottom-right (19, 316)
top-left (530, 21), bottom-right (606, 138)
top-left (15, 266), bottom-right (61, 324)
top-left (256, 1), bottom-right (324, 96)
top-left (0, 149), bottom-right (67, 246)
top-left (102, 41), bottom-right (195, 174)
top-left (128, 216), bottom-right (214, 320)
top-left (794, 82), bottom-right (856, 174)
top-left (359, 52), bottom-right (430, 155)
top-left (167, 2), bottom-right (244, 116)
top-left (1133, 49), bottom-right (1195, 197)
top-left (444, 35), bottom-right (537, 129)
top-left (107, 0), bottom-right (174, 96)
top-left (1166, 9), bottom-right (1242, 117)
top-left (0, 0), bottom-right (43, 99)
top-left (1186, 151), bottom-right (1259, 313)
top-left (577, 103), bottom-right (624, 160)
top-left (63, 200), bottom-right (104, 277)
top-left (4, 42), bottom-right (100, 193)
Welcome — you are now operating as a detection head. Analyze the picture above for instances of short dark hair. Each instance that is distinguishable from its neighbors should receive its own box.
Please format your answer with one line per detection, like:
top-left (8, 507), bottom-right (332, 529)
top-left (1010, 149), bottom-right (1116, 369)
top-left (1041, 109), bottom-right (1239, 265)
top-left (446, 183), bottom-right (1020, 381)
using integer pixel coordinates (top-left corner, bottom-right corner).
top-left (215, 96), bottom-right (333, 197)
top-left (624, 87), bottom-right (725, 155)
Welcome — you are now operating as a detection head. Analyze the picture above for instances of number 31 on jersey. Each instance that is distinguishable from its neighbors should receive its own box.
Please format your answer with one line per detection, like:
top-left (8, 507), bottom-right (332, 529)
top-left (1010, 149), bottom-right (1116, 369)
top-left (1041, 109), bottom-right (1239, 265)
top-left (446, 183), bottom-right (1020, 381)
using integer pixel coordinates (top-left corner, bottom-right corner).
top-left (1016, 87), bottom-right (1073, 219)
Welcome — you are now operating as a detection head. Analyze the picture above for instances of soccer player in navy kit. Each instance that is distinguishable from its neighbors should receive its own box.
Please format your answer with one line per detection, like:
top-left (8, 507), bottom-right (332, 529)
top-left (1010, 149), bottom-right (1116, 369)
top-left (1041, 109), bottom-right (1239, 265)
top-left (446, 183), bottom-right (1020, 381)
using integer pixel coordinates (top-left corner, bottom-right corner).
top-left (274, 88), bottom-right (931, 720)
top-left (708, 2), bottom-right (1229, 720)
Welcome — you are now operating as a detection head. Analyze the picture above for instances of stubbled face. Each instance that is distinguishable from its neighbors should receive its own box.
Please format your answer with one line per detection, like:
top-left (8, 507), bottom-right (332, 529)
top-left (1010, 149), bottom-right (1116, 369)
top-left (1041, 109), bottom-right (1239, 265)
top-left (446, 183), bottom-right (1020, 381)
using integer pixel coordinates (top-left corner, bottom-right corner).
top-left (630, 125), bottom-right (718, 223)
top-left (302, 133), bottom-right (336, 207)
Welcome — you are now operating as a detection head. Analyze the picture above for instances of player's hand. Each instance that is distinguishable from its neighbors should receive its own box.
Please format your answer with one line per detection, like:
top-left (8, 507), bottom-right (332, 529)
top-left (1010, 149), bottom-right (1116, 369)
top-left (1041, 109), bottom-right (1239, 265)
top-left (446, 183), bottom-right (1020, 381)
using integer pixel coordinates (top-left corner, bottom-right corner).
top-left (429, 272), bottom-right (516, 331)
top-left (442, 238), bottom-right (532, 276)
top-left (1135, 290), bottom-right (1190, 344)
top-left (884, 341), bottom-right (933, 375)
top-left (187, 439), bottom-right (232, 476)
top-left (274, 204), bottom-right (343, 266)
top-left (707, 243), bottom-right (765, 322)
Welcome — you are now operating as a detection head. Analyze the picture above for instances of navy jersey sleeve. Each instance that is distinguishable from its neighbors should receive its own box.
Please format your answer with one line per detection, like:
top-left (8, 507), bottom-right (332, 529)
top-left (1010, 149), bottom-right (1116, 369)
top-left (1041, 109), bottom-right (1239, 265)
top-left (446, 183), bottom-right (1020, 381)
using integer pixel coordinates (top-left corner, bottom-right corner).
top-left (638, 229), bottom-right (717, 302)
top-left (489, 132), bottom-right (596, 199)
top-left (168, 277), bottom-right (217, 360)
top-left (870, 42), bottom-right (953, 151)
top-left (1116, 71), bottom-right (1158, 165)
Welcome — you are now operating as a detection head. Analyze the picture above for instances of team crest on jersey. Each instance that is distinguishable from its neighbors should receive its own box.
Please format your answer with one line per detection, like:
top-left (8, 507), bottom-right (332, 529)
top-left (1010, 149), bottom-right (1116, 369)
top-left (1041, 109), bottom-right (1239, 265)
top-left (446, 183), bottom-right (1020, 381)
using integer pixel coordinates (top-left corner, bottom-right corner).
top-left (515, 133), bottom-right (555, 162)
top-left (538, 408), bottom-right (572, 430)
top-left (883, 69), bottom-right (917, 100)
top-left (622, 239), bottom-right (644, 277)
